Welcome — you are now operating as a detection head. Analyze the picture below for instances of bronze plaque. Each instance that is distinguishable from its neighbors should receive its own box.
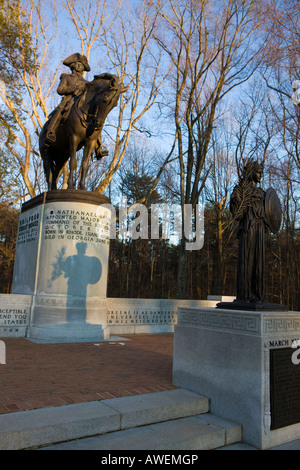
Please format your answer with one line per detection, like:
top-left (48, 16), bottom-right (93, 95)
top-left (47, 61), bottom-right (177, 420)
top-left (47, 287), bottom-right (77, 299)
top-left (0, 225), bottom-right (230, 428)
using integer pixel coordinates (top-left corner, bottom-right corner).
top-left (270, 348), bottom-right (300, 430)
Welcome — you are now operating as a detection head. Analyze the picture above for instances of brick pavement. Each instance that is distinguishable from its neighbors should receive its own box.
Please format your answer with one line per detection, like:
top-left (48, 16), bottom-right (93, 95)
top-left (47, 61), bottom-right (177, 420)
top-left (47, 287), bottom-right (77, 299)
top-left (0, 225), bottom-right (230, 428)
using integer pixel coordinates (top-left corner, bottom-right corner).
top-left (0, 334), bottom-right (178, 414)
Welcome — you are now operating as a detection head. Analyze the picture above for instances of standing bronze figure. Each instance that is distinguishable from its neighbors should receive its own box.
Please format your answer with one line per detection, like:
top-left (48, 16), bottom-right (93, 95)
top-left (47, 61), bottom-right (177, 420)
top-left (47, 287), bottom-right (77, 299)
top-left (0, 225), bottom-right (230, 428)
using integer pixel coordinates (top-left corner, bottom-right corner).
top-left (230, 160), bottom-right (266, 303)
top-left (217, 158), bottom-right (286, 310)
top-left (39, 53), bottom-right (129, 191)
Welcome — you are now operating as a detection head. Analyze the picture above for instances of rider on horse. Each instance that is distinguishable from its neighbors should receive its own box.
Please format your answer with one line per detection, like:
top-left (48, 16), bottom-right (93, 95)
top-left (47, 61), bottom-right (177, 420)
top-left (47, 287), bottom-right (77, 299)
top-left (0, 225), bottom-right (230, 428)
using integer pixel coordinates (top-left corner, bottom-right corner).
top-left (45, 53), bottom-right (90, 145)
top-left (45, 53), bottom-right (108, 159)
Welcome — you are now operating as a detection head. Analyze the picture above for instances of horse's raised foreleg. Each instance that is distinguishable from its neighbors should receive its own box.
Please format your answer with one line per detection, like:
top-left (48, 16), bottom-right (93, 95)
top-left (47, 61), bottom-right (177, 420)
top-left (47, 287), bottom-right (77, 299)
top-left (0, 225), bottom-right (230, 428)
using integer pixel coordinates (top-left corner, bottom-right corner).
top-left (79, 143), bottom-right (94, 190)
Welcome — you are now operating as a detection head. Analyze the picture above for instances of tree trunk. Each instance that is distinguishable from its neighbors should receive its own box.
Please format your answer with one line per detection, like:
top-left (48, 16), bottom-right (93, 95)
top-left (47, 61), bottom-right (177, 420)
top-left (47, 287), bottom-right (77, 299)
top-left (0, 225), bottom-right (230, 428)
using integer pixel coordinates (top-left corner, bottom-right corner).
top-left (176, 241), bottom-right (187, 299)
top-left (216, 209), bottom-right (224, 295)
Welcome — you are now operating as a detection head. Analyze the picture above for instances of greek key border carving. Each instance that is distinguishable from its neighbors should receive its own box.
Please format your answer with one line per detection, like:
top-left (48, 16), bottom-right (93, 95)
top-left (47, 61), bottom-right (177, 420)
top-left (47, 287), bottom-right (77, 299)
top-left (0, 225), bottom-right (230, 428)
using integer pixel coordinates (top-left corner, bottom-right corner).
top-left (178, 308), bottom-right (260, 334)
top-left (263, 316), bottom-right (300, 333)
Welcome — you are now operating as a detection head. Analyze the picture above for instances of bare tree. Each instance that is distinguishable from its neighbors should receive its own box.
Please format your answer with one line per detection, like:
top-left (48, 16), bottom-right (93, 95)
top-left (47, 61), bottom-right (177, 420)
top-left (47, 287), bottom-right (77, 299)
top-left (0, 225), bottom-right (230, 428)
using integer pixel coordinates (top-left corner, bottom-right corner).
top-left (150, 0), bottom-right (265, 297)
top-left (258, 0), bottom-right (300, 169)
top-left (91, 0), bottom-right (173, 195)
top-left (204, 112), bottom-right (237, 294)
top-left (0, 0), bottom-right (61, 202)
top-left (0, 0), bottom-right (170, 200)
top-left (61, 0), bottom-right (120, 63)
top-left (259, 0), bottom-right (300, 69)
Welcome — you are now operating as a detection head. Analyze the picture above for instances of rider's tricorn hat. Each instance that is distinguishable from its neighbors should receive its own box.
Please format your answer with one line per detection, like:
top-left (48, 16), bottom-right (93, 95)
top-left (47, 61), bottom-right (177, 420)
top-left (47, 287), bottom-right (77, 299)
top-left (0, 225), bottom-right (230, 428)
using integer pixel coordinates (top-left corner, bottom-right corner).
top-left (63, 53), bottom-right (91, 71)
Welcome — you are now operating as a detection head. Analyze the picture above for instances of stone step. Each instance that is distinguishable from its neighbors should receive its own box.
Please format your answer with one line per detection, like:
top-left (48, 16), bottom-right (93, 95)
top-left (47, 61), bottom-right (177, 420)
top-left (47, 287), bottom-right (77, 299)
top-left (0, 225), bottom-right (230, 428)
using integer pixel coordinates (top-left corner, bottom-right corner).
top-left (216, 442), bottom-right (258, 450)
top-left (0, 389), bottom-right (212, 450)
top-left (41, 413), bottom-right (242, 450)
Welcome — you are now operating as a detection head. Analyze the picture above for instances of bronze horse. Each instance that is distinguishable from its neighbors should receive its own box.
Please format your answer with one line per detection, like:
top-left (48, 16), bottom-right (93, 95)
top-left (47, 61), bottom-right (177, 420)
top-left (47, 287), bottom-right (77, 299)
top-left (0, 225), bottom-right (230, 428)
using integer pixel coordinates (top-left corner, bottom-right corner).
top-left (39, 73), bottom-right (128, 191)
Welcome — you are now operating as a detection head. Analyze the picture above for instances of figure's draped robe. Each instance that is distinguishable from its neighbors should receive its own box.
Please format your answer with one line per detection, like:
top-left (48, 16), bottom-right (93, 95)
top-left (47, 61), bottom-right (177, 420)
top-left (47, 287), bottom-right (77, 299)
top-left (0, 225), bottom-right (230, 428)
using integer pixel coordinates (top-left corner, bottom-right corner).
top-left (230, 185), bottom-right (266, 303)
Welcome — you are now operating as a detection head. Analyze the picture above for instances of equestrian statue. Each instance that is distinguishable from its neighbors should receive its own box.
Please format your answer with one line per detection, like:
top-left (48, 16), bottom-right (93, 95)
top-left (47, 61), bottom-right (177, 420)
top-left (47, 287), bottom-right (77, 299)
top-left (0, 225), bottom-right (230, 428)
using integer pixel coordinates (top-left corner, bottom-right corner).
top-left (39, 53), bottom-right (128, 191)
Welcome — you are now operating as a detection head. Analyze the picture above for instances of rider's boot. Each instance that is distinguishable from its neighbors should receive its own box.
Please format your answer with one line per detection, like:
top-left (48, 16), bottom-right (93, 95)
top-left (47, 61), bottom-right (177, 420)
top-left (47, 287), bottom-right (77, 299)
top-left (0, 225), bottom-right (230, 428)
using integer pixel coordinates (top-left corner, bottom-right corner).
top-left (45, 110), bottom-right (62, 145)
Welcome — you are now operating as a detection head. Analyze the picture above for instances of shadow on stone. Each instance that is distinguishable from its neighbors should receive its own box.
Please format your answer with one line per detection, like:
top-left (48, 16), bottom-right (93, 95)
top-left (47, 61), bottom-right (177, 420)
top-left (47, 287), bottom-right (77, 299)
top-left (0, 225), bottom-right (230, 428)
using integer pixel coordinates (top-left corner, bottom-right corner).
top-left (48, 242), bottom-right (102, 323)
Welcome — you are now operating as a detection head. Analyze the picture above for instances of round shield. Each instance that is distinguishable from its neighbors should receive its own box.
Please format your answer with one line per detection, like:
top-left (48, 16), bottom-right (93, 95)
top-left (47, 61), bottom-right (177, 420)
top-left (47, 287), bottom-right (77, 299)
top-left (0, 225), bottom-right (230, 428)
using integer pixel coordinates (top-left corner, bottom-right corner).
top-left (265, 188), bottom-right (282, 233)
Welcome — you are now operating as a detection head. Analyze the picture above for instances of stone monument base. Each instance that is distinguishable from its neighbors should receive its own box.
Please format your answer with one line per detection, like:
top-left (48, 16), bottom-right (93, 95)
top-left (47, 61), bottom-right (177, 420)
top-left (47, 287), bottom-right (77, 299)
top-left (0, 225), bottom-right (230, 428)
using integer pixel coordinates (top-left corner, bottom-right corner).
top-left (216, 299), bottom-right (289, 311)
top-left (29, 322), bottom-right (109, 343)
top-left (173, 306), bottom-right (300, 449)
top-left (28, 295), bottom-right (109, 342)
top-left (11, 190), bottom-right (112, 342)
top-left (0, 294), bottom-right (32, 338)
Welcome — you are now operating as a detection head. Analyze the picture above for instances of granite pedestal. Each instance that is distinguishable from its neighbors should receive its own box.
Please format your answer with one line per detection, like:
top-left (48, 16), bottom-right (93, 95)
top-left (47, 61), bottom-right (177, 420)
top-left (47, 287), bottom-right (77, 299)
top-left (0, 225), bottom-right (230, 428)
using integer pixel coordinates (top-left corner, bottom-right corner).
top-left (12, 190), bottom-right (112, 342)
top-left (173, 306), bottom-right (300, 449)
